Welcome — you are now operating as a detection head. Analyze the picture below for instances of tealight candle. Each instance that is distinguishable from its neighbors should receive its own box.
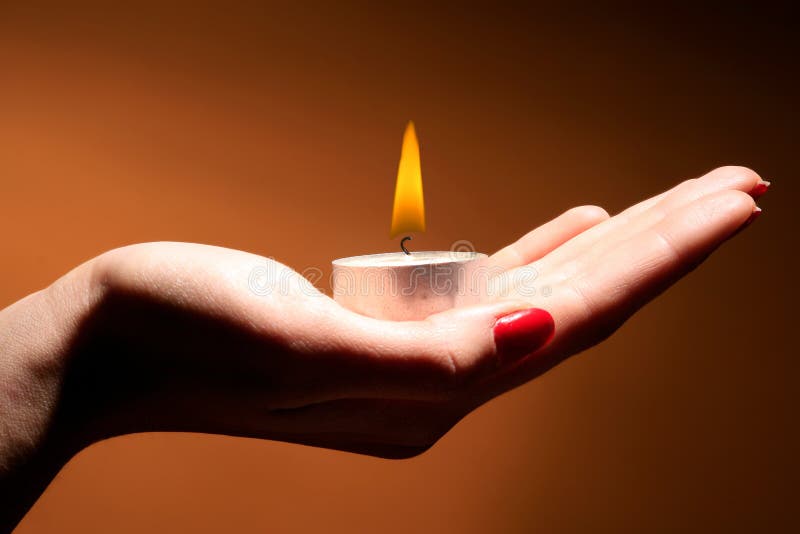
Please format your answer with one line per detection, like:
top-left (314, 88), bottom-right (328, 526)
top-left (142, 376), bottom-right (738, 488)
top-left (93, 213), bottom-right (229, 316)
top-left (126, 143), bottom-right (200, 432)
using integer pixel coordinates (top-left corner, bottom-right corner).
top-left (333, 122), bottom-right (488, 320)
top-left (332, 250), bottom-right (487, 321)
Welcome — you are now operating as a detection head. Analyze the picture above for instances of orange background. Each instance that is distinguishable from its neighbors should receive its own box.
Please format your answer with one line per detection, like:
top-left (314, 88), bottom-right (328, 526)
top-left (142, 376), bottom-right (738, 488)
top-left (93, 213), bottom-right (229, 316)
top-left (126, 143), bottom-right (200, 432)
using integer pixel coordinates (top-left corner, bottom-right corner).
top-left (1, 3), bottom-right (796, 533)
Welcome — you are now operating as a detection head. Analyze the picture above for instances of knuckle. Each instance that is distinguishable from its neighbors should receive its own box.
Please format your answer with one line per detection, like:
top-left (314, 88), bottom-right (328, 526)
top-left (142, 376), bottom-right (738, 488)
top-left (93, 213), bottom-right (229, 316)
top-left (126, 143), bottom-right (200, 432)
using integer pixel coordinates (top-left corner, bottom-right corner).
top-left (422, 337), bottom-right (489, 397)
top-left (404, 341), bottom-right (463, 398)
top-left (567, 273), bottom-right (599, 322)
top-left (566, 273), bottom-right (629, 346)
top-left (651, 228), bottom-right (682, 264)
top-left (431, 342), bottom-right (466, 390)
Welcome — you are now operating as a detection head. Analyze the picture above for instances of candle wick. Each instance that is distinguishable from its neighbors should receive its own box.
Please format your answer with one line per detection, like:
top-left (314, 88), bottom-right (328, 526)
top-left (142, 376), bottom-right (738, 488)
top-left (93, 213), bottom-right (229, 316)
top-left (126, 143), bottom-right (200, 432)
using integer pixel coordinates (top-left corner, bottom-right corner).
top-left (400, 236), bottom-right (412, 255)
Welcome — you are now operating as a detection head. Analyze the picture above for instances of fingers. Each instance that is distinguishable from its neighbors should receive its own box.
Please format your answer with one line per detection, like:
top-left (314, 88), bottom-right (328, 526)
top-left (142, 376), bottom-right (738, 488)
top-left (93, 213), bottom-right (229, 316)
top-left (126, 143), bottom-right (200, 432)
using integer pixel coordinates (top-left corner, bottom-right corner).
top-left (582, 166), bottom-right (764, 261)
top-left (486, 206), bottom-right (609, 271)
top-left (470, 188), bottom-right (761, 407)
top-left (564, 189), bottom-right (757, 334)
top-left (536, 166), bottom-right (765, 272)
top-left (613, 166), bottom-right (762, 222)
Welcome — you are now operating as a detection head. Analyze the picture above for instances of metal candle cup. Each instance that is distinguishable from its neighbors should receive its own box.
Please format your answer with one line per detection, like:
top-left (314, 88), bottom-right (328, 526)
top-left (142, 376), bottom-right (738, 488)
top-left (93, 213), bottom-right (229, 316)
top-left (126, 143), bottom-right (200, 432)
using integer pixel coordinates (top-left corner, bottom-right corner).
top-left (332, 251), bottom-right (488, 321)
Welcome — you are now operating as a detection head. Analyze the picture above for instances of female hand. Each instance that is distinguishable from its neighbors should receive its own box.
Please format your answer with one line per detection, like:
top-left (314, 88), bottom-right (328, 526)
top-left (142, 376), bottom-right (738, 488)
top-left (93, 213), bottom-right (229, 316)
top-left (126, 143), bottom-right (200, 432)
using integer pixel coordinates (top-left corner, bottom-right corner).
top-left (0, 166), bottom-right (766, 528)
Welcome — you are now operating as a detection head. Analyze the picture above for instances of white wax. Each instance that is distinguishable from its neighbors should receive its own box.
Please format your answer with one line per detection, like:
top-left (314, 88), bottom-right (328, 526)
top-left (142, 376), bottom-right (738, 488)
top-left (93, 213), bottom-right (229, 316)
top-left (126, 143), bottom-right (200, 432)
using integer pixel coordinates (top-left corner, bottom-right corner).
top-left (332, 251), bottom-right (482, 267)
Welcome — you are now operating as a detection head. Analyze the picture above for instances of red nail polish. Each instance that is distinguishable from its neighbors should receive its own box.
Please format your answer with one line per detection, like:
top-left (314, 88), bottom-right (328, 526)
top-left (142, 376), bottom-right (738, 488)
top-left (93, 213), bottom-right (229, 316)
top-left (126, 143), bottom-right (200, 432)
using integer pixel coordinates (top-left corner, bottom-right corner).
top-left (493, 308), bottom-right (555, 364)
top-left (731, 207), bottom-right (762, 238)
top-left (750, 181), bottom-right (770, 199)
top-left (742, 206), bottom-right (762, 228)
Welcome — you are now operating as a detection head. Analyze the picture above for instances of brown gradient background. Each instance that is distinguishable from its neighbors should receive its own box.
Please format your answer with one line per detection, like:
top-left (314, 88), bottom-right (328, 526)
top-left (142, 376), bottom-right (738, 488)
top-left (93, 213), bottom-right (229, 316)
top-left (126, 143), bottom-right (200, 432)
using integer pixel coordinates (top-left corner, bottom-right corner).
top-left (1, 2), bottom-right (797, 533)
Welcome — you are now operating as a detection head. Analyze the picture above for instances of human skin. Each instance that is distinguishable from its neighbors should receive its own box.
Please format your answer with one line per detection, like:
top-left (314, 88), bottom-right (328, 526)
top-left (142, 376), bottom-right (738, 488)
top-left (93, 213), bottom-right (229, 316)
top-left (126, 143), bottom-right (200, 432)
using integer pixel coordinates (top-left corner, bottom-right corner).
top-left (0, 166), bottom-right (766, 530)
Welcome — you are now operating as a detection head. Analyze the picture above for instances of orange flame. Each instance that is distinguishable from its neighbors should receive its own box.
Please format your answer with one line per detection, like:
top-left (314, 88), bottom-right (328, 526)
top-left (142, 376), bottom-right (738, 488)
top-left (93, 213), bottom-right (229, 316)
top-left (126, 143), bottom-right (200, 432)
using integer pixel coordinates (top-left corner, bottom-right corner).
top-left (390, 121), bottom-right (426, 238)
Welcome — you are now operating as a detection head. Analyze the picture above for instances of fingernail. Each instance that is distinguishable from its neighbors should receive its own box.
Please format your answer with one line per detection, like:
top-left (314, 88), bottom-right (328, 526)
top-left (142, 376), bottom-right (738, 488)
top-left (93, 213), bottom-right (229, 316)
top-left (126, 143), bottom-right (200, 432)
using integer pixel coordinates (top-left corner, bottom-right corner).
top-left (750, 181), bottom-right (770, 199)
top-left (742, 206), bottom-right (762, 229)
top-left (493, 308), bottom-right (555, 364)
top-left (731, 206), bottom-right (762, 238)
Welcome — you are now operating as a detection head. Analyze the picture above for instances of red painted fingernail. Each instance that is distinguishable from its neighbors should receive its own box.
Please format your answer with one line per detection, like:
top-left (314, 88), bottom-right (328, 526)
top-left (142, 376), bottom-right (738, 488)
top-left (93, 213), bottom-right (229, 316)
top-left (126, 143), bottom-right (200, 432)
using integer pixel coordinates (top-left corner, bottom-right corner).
top-left (750, 181), bottom-right (770, 199)
top-left (731, 207), bottom-right (762, 238)
top-left (493, 308), bottom-right (555, 364)
top-left (742, 206), bottom-right (762, 229)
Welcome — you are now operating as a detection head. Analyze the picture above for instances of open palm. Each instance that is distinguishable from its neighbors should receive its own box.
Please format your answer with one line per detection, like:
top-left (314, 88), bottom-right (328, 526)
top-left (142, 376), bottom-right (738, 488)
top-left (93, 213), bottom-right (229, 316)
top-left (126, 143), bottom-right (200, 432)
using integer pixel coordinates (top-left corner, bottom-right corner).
top-left (45, 166), bottom-right (762, 460)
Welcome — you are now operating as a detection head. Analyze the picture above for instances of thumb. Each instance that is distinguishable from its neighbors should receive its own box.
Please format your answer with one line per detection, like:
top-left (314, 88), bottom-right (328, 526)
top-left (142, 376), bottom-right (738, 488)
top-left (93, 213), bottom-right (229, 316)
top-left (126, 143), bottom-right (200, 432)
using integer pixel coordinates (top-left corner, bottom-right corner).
top-left (321, 300), bottom-right (556, 403)
top-left (281, 300), bottom-right (556, 407)
top-left (424, 300), bottom-right (556, 379)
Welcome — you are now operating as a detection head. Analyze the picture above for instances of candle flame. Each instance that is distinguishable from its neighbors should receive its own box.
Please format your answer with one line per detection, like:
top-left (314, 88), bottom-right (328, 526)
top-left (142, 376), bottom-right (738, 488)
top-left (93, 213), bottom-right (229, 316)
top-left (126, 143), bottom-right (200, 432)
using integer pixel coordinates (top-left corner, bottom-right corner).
top-left (390, 121), bottom-right (426, 238)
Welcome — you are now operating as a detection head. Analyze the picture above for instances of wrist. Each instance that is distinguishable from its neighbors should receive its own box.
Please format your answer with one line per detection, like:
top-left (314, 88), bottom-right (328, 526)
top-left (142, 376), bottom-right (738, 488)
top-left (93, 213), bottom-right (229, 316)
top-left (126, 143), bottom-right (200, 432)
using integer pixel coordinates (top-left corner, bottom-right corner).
top-left (0, 258), bottom-right (107, 529)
